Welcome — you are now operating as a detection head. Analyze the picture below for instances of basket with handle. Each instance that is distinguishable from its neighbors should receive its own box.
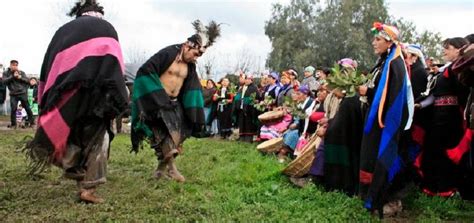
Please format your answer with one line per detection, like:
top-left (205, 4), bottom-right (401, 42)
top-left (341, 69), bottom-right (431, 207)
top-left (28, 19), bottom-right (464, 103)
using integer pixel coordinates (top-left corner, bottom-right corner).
top-left (282, 134), bottom-right (322, 177)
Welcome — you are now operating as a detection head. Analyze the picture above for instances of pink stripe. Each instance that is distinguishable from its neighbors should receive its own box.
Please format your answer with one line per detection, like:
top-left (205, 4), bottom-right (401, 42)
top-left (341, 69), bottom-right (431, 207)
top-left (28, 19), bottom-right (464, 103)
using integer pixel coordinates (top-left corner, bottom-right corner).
top-left (40, 107), bottom-right (70, 160)
top-left (44, 37), bottom-right (124, 95)
top-left (38, 87), bottom-right (78, 161)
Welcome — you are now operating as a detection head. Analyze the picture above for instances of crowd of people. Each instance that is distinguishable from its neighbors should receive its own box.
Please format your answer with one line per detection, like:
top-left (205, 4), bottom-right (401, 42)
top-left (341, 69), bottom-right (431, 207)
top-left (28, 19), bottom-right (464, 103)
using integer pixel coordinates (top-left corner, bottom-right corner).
top-left (199, 25), bottom-right (474, 217)
top-left (1, 0), bottom-right (473, 219)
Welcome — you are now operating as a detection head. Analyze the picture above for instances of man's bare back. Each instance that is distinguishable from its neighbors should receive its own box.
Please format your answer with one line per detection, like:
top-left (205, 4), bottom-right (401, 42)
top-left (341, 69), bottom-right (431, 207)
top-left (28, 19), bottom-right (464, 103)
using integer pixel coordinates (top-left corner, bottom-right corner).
top-left (160, 60), bottom-right (188, 98)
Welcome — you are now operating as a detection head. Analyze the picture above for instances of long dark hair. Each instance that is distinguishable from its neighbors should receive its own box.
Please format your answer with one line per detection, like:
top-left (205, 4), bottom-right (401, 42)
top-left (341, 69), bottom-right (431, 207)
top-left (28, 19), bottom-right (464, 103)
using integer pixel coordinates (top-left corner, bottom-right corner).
top-left (207, 79), bottom-right (216, 88)
top-left (465, 34), bottom-right (474, 44)
top-left (218, 78), bottom-right (230, 87)
top-left (68, 0), bottom-right (104, 18)
top-left (443, 37), bottom-right (469, 49)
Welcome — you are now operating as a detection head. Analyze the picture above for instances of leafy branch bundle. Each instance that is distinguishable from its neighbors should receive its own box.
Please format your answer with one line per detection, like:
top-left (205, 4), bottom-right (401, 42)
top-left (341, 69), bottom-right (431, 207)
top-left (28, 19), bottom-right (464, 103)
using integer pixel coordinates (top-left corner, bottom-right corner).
top-left (326, 63), bottom-right (372, 97)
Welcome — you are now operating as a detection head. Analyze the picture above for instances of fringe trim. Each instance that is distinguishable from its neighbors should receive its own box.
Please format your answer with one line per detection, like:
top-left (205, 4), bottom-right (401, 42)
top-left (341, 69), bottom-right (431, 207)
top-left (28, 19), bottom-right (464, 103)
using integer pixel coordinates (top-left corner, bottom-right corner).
top-left (21, 135), bottom-right (54, 176)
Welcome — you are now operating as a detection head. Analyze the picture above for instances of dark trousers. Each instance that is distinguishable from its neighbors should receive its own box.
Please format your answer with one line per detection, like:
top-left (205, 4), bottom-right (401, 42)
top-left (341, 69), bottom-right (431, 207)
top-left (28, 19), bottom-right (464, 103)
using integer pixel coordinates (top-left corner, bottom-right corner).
top-left (10, 94), bottom-right (34, 126)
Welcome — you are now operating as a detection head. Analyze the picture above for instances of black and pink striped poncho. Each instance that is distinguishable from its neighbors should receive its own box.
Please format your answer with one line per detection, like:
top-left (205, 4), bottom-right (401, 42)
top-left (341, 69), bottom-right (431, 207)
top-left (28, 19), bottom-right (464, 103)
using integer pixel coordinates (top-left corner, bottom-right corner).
top-left (25, 15), bottom-right (128, 171)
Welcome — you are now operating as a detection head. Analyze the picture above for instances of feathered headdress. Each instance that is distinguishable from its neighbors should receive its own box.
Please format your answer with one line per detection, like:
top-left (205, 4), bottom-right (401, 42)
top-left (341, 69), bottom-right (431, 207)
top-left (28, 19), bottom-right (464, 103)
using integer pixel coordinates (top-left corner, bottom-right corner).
top-left (187, 20), bottom-right (221, 49)
top-left (68, 0), bottom-right (104, 18)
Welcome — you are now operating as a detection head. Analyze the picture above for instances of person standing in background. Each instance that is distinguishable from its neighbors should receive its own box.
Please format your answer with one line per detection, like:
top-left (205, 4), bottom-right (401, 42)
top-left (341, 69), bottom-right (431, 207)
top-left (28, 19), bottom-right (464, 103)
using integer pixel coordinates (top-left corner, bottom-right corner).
top-left (2, 60), bottom-right (34, 127)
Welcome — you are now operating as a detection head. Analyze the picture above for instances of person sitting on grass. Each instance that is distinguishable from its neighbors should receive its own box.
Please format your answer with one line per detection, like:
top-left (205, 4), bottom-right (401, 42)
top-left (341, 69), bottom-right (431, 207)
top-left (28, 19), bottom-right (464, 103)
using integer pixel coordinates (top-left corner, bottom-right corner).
top-left (277, 85), bottom-right (315, 163)
top-left (259, 71), bottom-right (294, 141)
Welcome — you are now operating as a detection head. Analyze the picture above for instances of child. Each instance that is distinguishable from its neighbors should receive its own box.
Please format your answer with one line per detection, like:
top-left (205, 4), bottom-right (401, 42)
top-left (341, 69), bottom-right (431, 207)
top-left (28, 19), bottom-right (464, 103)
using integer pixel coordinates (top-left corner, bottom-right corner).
top-left (16, 103), bottom-right (26, 128)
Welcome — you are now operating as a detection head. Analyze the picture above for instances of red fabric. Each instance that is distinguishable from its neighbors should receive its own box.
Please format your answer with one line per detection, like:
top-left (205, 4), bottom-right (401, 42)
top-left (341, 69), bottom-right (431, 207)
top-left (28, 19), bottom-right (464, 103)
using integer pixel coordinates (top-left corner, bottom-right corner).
top-left (359, 170), bottom-right (373, 184)
top-left (446, 129), bottom-right (473, 164)
top-left (443, 68), bottom-right (449, 78)
top-left (414, 151), bottom-right (424, 177)
top-left (423, 188), bottom-right (456, 197)
top-left (310, 112), bottom-right (325, 122)
top-left (411, 124), bottom-right (425, 146)
top-left (294, 136), bottom-right (308, 156)
top-left (434, 96), bottom-right (458, 106)
top-left (212, 90), bottom-right (218, 101)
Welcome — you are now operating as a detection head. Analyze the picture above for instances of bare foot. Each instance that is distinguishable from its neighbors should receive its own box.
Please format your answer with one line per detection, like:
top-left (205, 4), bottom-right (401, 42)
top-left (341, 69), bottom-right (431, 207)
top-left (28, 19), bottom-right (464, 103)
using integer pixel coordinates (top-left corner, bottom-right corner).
top-left (167, 160), bottom-right (185, 183)
top-left (79, 189), bottom-right (104, 204)
top-left (383, 200), bottom-right (402, 217)
top-left (167, 169), bottom-right (185, 183)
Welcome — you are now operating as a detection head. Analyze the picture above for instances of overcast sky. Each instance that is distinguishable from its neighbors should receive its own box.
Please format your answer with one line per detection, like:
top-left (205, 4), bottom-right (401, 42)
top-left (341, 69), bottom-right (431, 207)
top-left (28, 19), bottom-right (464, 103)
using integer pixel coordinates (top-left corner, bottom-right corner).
top-left (0, 0), bottom-right (473, 78)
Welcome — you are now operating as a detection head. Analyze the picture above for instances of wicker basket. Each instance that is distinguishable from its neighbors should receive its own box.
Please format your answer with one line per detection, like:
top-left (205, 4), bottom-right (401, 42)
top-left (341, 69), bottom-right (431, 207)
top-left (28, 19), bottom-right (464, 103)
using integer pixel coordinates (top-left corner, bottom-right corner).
top-left (282, 134), bottom-right (322, 177)
top-left (257, 137), bottom-right (284, 153)
top-left (258, 110), bottom-right (285, 125)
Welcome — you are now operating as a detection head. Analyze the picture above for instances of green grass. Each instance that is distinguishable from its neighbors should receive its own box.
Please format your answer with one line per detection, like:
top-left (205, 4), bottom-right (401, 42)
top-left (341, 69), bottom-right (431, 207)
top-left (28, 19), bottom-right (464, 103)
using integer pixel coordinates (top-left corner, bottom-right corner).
top-left (1, 130), bottom-right (473, 222)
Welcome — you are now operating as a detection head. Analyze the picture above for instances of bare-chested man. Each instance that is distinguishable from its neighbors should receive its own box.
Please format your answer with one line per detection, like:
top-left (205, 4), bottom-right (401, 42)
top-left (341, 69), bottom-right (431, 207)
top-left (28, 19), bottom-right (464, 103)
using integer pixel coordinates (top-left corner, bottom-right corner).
top-left (131, 20), bottom-right (221, 182)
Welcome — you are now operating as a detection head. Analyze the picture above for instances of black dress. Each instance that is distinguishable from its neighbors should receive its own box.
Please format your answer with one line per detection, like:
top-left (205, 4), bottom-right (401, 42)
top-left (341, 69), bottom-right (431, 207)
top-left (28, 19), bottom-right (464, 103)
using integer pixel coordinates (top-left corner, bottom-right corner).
top-left (216, 87), bottom-right (234, 138)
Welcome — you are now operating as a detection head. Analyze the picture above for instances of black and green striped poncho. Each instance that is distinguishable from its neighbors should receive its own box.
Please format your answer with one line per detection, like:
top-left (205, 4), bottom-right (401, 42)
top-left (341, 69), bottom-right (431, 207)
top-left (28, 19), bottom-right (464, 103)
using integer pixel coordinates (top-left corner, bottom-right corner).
top-left (131, 44), bottom-right (204, 151)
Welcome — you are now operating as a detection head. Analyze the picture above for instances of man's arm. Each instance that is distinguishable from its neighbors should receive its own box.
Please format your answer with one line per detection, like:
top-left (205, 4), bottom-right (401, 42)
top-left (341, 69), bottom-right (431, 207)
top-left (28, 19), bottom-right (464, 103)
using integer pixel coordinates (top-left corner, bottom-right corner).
top-left (2, 71), bottom-right (13, 84)
top-left (18, 71), bottom-right (30, 84)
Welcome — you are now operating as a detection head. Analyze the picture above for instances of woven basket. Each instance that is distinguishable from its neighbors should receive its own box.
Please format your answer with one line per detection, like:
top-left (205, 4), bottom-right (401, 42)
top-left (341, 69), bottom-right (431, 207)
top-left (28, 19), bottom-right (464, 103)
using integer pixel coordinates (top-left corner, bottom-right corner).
top-left (258, 110), bottom-right (285, 125)
top-left (282, 134), bottom-right (322, 177)
top-left (257, 137), bottom-right (283, 153)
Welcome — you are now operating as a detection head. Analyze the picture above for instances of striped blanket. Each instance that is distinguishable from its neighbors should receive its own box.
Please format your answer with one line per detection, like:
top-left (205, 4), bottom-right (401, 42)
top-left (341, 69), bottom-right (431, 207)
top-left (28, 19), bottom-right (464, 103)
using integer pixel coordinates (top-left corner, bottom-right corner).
top-left (25, 15), bottom-right (128, 170)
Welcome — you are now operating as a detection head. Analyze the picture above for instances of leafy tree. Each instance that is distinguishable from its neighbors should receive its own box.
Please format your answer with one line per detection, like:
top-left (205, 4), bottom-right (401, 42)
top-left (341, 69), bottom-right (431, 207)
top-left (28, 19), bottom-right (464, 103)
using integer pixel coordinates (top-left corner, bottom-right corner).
top-left (265, 0), bottom-right (321, 72)
top-left (265, 0), bottom-right (442, 72)
top-left (393, 18), bottom-right (444, 60)
top-left (313, 0), bottom-right (389, 71)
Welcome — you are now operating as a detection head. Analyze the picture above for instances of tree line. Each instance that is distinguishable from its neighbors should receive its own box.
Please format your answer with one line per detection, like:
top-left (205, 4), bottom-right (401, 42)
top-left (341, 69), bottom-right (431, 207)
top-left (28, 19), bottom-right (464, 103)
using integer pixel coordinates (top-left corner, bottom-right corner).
top-left (264, 0), bottom-right (443, 72)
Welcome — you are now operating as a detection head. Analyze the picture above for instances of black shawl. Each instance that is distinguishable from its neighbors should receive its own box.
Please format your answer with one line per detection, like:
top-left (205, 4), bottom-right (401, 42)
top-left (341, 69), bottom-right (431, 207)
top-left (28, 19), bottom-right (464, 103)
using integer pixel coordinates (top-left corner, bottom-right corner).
top-left (25, 16), bottom-right (128, 170)
top-left (131, 44), bottom-right (205, 151)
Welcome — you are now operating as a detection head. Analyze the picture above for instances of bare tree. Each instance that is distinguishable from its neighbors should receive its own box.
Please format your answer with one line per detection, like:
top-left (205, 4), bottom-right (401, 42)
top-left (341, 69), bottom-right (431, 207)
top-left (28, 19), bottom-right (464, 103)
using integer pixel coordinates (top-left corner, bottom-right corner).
top-left (231, 46), bottom-right (266, 74)
top-left (196, 46), bottom-right (266, 81)
top-left (124, 44), bottom-right (149, 65)
top-left (234, 47), bottom-right (255, 73)
top-left (198, 51), bottom-right (217, 80)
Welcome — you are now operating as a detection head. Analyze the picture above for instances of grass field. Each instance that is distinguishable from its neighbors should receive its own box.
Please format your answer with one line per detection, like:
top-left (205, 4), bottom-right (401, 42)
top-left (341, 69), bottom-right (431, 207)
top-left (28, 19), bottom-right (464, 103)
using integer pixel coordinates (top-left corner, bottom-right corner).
top-left (1, 129), bottom-right (473, 222)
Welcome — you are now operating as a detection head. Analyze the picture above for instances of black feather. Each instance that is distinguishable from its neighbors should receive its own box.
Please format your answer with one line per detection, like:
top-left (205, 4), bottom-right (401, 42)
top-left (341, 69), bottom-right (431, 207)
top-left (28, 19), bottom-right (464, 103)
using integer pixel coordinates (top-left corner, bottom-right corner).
top-left (206, 21), bottom-right (221, 46)
top-left (68, 0), bottom-right (104, 18)
top-left (191, 20), bottom-right (204, 34)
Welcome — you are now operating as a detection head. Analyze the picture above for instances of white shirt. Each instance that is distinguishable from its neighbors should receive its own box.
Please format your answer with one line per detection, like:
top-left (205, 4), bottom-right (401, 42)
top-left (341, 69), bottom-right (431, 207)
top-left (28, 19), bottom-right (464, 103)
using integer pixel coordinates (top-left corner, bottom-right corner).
top-left (298, 97), bottom-right (316, 134)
